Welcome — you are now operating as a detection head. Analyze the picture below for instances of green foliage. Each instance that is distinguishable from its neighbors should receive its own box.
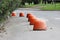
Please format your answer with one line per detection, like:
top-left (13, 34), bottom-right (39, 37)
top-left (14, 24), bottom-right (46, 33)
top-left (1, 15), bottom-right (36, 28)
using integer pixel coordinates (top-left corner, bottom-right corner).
top-left (0, 0), bottom-right (21, 22)
top-left (40, 3), bottom-right (60, 10)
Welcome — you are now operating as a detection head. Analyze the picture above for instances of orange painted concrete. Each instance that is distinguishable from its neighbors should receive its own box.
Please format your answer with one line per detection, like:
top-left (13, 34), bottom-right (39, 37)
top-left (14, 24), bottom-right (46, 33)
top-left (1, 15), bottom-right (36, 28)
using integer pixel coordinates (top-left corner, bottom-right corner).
top-left (11, 12), bottom-right (16, 16)
top-left (19, 12), bottom-right (24, 17)
top-left (33, 19), bottom-right (47, 31)
top-left (27, 13), bottom-right (32, 18)
top-left (28, 15), bottom-right (35, 22)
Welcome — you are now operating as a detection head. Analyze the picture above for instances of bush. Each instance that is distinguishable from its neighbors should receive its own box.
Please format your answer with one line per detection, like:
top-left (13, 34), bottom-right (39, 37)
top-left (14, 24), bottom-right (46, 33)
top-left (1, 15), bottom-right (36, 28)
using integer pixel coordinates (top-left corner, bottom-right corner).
top-left (0, 0), bottom-right (21, 22)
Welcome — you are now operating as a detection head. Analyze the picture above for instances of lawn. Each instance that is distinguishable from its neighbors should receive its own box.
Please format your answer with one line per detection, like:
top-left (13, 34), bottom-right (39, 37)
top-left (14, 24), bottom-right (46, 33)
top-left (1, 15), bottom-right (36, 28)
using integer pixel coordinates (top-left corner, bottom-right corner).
top-left (40, 3), bottom-right (60, 11)
top-left (24, 3), bottom-right (60, 11)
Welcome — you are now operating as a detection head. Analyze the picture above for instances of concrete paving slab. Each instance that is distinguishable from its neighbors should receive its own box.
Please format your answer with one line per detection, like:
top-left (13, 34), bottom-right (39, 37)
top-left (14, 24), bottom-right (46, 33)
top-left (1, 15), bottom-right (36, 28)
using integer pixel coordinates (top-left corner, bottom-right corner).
top-left (0, 8), bottom-right (60, 40)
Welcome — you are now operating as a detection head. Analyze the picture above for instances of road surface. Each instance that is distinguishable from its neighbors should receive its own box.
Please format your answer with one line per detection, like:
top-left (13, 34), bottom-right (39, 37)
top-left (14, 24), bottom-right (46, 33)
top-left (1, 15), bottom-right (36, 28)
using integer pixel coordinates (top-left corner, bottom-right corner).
top-left (0, 8), bottom-right (60, 40)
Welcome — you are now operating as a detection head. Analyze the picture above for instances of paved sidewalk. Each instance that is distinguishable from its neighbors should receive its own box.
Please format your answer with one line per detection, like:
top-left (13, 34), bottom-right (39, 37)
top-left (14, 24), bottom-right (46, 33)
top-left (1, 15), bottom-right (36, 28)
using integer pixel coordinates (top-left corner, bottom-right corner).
top-left (0, 8), bottom-right (60, 40)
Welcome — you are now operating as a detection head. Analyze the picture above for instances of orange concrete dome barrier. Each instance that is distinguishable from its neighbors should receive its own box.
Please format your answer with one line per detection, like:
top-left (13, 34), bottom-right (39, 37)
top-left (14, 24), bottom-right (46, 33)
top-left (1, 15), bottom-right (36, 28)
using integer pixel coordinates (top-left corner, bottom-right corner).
top-left (11, 12), bottom-right (16, 16)
top-left (19, 12), bottom-right (24, 17)
top-left (33, 19), bottom-right (47, 31)
top-left (28, 14), bottom-right (35, 22)
top-left (29, 18), bottom-right (37, 25)
top-left (26, 13), bottom-right (32, 18)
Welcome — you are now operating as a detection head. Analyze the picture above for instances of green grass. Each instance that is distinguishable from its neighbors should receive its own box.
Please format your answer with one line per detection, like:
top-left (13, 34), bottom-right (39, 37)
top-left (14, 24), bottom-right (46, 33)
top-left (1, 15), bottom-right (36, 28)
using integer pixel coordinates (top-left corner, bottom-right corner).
top-left (40, 3), bottom-right (60, 10)
top-left (0, 18), bottom-right (5, 23)
top-left (22, 4), bottom-right (36, 8)
top-left (23, 3), bottom-right (60, 11)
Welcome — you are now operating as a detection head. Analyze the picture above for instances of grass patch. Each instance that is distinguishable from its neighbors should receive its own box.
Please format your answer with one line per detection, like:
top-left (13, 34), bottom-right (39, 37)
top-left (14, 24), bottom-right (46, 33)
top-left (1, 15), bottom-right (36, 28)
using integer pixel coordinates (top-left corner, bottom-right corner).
top-left (23, 3), bottom-right (60, 11)
top-left (0, 18), bottom-right (6, 23)
top-left (40, 3), bottom-right (60, 11)
top-left (22, 4), bottom-right (36, 8)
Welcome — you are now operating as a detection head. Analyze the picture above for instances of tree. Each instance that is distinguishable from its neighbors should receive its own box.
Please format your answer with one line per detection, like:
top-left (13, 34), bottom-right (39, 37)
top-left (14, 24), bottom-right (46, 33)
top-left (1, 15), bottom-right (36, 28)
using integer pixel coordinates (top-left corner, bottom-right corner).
top-left (33, 0), bottom-right (40, 4)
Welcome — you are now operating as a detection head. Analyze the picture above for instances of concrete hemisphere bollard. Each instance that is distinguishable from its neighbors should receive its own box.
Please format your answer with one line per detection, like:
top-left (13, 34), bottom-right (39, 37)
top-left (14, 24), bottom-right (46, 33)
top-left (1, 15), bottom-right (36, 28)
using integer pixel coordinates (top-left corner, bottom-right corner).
top-left (19, 12), bottom-right (24, 17)
top-left (33, 19), bottom-right (47, 31)
top-left (11, 12), bottom-right (16, 16)
top-left (26, 13), bottom-right (32, 18)
top-left (29, 17), bottom-right (37, 25)
top-left (28, 14), bottom-right (35, 22)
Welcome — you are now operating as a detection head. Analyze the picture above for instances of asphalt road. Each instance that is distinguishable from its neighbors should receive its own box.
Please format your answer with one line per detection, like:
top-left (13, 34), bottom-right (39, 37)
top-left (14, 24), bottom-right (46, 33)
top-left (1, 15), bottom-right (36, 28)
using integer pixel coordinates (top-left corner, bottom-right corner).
top-left (0, 8), bottom-right (60, 40)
